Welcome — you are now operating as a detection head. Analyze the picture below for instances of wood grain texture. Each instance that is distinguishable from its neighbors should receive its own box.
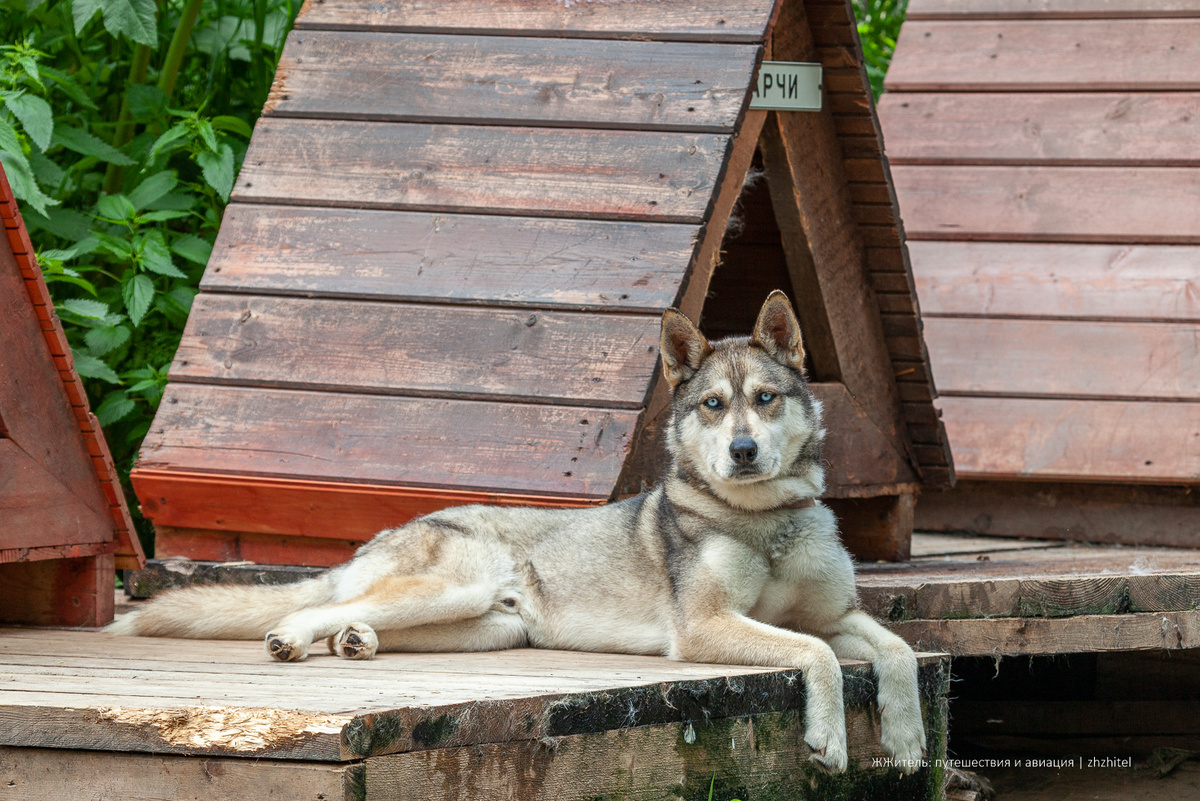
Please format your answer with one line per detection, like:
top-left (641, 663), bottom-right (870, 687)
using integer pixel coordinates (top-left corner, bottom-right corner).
top-left (138, 383), bottom-right (639, 498)
top-left (937, 396), bottom-right (1200, 482)
top-left (891, 165), bottom-right (1200, 243)
top-left (908, 241), bottom-right (1200, 321)
top-left (269, 31), bottom-right (759, 132)
top-left (0, 441), bottom-right (115, 551)
top-left (914, 479), bottom-right (1200, 548)
top-left (203, 206), bottom-right (697, 311)
top-left (906, 0), bottom-right (1200, 19)
top-left (292, 0), bottom-right (778, 43)
top-left (0, 555), bottom-right (114, 627)
top-left (878, 92), bottom-right (1200, 166)
top-left (924, 318), bottom-right (1200, 401)
top-left (172, 295), bottom-right (661, 408)
top-left (151, 527), bottom-right (361, 567)
top-left (233, 119), bottom-right (728, 223)
top-left (886, 20), bottom-right (1200, 92)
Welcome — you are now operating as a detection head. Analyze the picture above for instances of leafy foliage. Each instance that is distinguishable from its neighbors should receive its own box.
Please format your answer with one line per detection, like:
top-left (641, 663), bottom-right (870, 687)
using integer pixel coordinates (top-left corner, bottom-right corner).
top-left (1, 0), bottom-right (298, 547)
top-left (853, 0), bottom-right (909, 98)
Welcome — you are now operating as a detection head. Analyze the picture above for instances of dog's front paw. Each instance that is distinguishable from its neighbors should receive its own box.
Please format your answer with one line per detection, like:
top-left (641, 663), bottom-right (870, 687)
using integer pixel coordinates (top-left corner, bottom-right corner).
top-left (264, 628), bottom-right (310, 662)
top-left (805, 720), bottom-right (849, 774)
top-left (333, 623), bottom-right (379, 660)
top-left (880, 703), bottom-right (927, 770)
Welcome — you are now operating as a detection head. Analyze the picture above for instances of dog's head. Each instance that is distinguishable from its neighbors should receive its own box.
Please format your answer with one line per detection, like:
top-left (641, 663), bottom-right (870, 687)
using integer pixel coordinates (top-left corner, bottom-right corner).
top-left (659, 291), bottom-right (825, 506)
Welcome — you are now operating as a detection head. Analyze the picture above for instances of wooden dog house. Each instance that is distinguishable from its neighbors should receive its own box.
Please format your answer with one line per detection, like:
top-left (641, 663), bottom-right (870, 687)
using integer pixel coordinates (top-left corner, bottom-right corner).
top-left (0, 166), bottom-right (145, 626)
top-left (879, 0), bottom-right (1200, 545)
top-left (132, 0), bottom-right (953, 565)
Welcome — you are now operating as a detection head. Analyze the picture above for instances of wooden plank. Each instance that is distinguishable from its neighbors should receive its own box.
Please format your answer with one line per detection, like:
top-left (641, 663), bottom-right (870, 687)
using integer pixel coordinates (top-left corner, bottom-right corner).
top-left (908, 241), bottom-right (1200, 322)
top-left (202, 206), bottom-right (698, 312)
top-left (292, 0), bottom-right (778, 43)
top-left (0, 554), bottom-right (114, 627)
top-left (914, 479), bottom-right (1200, 548)
top-left (889, 611), bottom-right (1200, 656)
top-left (907, 533), bottom-right (1062, 558)
top-left (879, 92), bottom-right (1200, 166)
top-left (924, 318), bottom-right (1200, 401)
top-left (233, 119), bottom-right (729, 224)
top-left (825, 493), bottom-right (914, 561)
top-left (892, 165), bottom-right (1200, 243)
top-left (171, 296), bottom-right (661, 408)
top-left (138, 384), bottom-right (640, 498)
top-left (153, 526), bottom-right (360, 567)
top-left (907, 0), bottom-right (1200, 20)
top-left (133, 472), bottom-right (599, 543)
top-left (0, 747), bottom-right (354, 801)
top-left (269, 32), bottom-right (759, 133)
top-left (886, 20), bottom-right (1200, 92)
top-left (937, 396), bottom-right (1200, 482)
top-left (0, 441), bottom-right (115, 550)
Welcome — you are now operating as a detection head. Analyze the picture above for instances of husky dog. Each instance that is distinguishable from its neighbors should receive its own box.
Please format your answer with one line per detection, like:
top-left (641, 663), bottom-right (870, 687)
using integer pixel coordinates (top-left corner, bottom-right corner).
top-left (108, 291), bottom-right (926, 772)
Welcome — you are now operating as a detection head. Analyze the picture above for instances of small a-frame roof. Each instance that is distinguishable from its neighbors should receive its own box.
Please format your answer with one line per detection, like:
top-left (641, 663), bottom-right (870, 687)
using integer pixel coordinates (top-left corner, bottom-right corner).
top-left (133, 0), bottom-right (951, 550)
top-left (0, 166), bottom-right (144, 570)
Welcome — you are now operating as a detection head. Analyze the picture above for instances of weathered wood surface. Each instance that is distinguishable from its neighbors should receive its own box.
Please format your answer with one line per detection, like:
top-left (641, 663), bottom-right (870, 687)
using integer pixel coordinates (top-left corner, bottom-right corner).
top-left (151, 526), bottom-right (367, 567)
top-left (292, 0), bottom-right (778, 43)
top-left (269, 32), bottom-right (759, 132)
top-left (935, 396), bottom-right (1200, 482)
top-left (878, 92), bottom-right (1200, 166)
top-left (233, 119), bottom-right (727, 223)
top-left (0, 746), bottom-right (354, 801)
top-left (0, 627), bottom-right (947, 763)
top-left (889, 611), bottom-right (1200, 656)
top-left (907, 241), bottom-right (1200, 321)
top-left (139, 384), bottom-right (639, 499)
top-left (858, 541), bottom-right (1200, 621)
top-left (172, 295), bottom-right (661, 407)
top-left (203, 206), bottom-right (697, 312)
top-left (915, 479), bottom-right (1200, 548)
top-left (886, 20), bottom-right (1200, 91)
top-left (924, 318), bottom-right (1200, 400)
top-left (0, 555), bottom-right (114, 628)
top-left (891, 165), bottom-right (1200, 243)
top-left (906, 0), bottom-right (1200, 19)
top-left (0, 441), bottom-right (115, 551)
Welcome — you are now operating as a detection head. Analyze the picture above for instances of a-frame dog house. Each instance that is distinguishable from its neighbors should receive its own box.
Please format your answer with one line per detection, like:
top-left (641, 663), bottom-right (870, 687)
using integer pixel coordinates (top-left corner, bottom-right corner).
top-left (0, 166), bottom-right (145, 626)
top-left (879, 0), bottom-right (1200, 546)
top-left (132, 0), bottom-right (953, 564)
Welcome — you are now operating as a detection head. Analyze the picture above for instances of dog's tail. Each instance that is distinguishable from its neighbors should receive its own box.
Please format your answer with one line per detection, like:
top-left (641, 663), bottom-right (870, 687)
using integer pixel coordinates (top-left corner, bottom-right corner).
top-left (104, 575), bottom-right (337, 640)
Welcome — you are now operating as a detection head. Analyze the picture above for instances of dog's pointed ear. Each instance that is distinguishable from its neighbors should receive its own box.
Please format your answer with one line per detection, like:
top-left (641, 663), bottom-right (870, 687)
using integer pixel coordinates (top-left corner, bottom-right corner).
top-left (752, 290), bottom-right (806, 372)
top-left (660, 308), bottom-right (712, 389)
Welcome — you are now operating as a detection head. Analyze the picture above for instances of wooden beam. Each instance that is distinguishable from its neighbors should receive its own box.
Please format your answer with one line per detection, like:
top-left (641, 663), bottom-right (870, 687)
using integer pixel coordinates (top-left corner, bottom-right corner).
top-left (0, 554), bottom-right (115, 627)
top-left (826, 492), bottom-right (915, 562)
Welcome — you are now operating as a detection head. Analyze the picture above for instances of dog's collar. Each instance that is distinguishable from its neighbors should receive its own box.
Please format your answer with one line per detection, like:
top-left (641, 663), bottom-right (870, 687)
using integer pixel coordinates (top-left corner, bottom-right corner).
top-left (779, 498), bottom-right (816, 511)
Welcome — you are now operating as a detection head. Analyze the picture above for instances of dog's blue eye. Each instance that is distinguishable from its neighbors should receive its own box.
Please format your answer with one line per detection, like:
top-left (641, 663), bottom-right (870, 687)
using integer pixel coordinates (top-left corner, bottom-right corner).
top-left (704, 397), bottom-right (722, 410)
top-left (758, 392), bottom-right (776, 404)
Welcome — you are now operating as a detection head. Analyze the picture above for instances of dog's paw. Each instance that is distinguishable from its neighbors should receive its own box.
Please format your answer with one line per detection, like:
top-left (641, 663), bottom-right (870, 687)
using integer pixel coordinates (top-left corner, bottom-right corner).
top-left (805, 721), bottom-right (849, 774)
top-left (880, 699), bottom-right (927, 769)
top-left (264, 628), bottom-right (310, 662)
top-left (333, 623), bottom-right (379, 660)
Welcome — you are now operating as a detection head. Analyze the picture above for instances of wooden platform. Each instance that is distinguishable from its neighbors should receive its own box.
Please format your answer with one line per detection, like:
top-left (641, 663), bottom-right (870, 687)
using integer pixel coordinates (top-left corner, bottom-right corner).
top-left (0, 629), bottom-right (948, 800)
top-left (877, 0), bottom-right (1200, 544)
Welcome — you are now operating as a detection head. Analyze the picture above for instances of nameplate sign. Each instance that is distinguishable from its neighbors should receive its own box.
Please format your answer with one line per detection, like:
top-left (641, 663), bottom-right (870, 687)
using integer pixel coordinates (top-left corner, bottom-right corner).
top-left (750, 61), bottom-right (823, 111)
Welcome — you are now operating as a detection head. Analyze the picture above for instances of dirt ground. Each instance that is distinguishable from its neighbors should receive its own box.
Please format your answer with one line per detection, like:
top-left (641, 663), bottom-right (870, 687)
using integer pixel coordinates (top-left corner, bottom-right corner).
top-left (984, 761), bottom-right (1200, 800)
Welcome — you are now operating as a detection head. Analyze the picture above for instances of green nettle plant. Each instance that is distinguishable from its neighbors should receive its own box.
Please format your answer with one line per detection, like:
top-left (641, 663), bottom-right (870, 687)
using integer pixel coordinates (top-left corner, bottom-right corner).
top-left (1, 0), bottom-right (297, 544)
top-left (853, 0), bottom-right (908, 98)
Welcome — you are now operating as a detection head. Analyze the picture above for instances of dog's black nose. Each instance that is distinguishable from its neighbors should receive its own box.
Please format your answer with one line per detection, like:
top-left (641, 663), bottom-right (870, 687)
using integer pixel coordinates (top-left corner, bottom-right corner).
top-left (730, 437), bottom-right (758, 465)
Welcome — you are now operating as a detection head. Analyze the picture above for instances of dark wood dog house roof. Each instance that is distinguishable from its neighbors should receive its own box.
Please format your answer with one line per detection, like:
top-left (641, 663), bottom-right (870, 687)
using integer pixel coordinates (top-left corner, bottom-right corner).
top-left (133, 0), bottom-right (952, 563)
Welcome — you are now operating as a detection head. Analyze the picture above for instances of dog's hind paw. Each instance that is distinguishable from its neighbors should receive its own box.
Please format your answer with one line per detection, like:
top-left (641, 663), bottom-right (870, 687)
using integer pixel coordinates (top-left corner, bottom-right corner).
top-left (880, 705), bottom-right (927, 770)
top-left (805, 725), bottom-right (848, 774)
top-left (333, 623), bottom-right (379, 660)
top-left (265, 629), bottom-right (310, 662)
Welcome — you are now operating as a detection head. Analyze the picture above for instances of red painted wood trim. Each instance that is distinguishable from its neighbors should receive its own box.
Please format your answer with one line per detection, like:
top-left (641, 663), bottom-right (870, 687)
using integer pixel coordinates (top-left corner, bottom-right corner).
top-left (0, 541), bottom-right (116, 565)
top-left (131, 469), bottom-right (603, 540)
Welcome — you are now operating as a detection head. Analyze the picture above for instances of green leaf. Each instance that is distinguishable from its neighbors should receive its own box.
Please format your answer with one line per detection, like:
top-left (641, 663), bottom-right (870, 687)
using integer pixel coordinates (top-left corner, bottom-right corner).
top-left (93, 230), bottom-right (134, 259)
top-left (85, 324), bottom-right (131, 356)
top-left (72, 350), bottom-right (121, 383)
top-left (61, 298), bottom-right (110, 319)
top-left (0, 118), bottom-right (33, 175)
top-left (138, 209), bottom-right (190, 222)
top-left (54, 125), bottom-right (135, 165)
top-left (138, 231), bottom-right (187, 277)
top-left (5, 93), bottom-right (54, 151)
top-left (29, 207), bottom-right (91, 240)
top-left (96, 392), bottom-right (137, 425)
top-left (196, 119), bottom-right (218, 153)
top-left (96, 0), bottom-right (158, 46)
top-left (211, 115), bottom-right (252, 139)
top-left (0, 151), bottom-right (57, 216)
top-left (122, 273), bottom-right (155, 325)
top-left (39, 65), bottom-right (97, 110)
top-left (127, 84), bottom-right (167, 119)
top-left (44, 273), bottom-right (99, 294)
top-left (166, 285), bottom-right (196, 312)
top-left (143, 191), bottom-right (195, 212)
top-left (97, 193), bottom-right (136, 221)
top-left (197, 143), bottom-right (235, 200)
top-left (147, 121), bottom-right (189, 162)
top-left (128, 170), bottom-right (176, 208)
top-left (72, 0), bottom-right (102, 34)
top-left (29, 149), bottom-right (64, 187)
top-left (26, 0), bottom-right (48, 12)
top-left (171, 234), bottom-right (212, 265)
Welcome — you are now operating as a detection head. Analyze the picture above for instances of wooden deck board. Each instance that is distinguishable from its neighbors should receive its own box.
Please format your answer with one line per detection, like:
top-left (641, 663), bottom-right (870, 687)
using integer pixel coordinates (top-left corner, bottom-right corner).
top-left (906, 0), bottom-right (1200, 20)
